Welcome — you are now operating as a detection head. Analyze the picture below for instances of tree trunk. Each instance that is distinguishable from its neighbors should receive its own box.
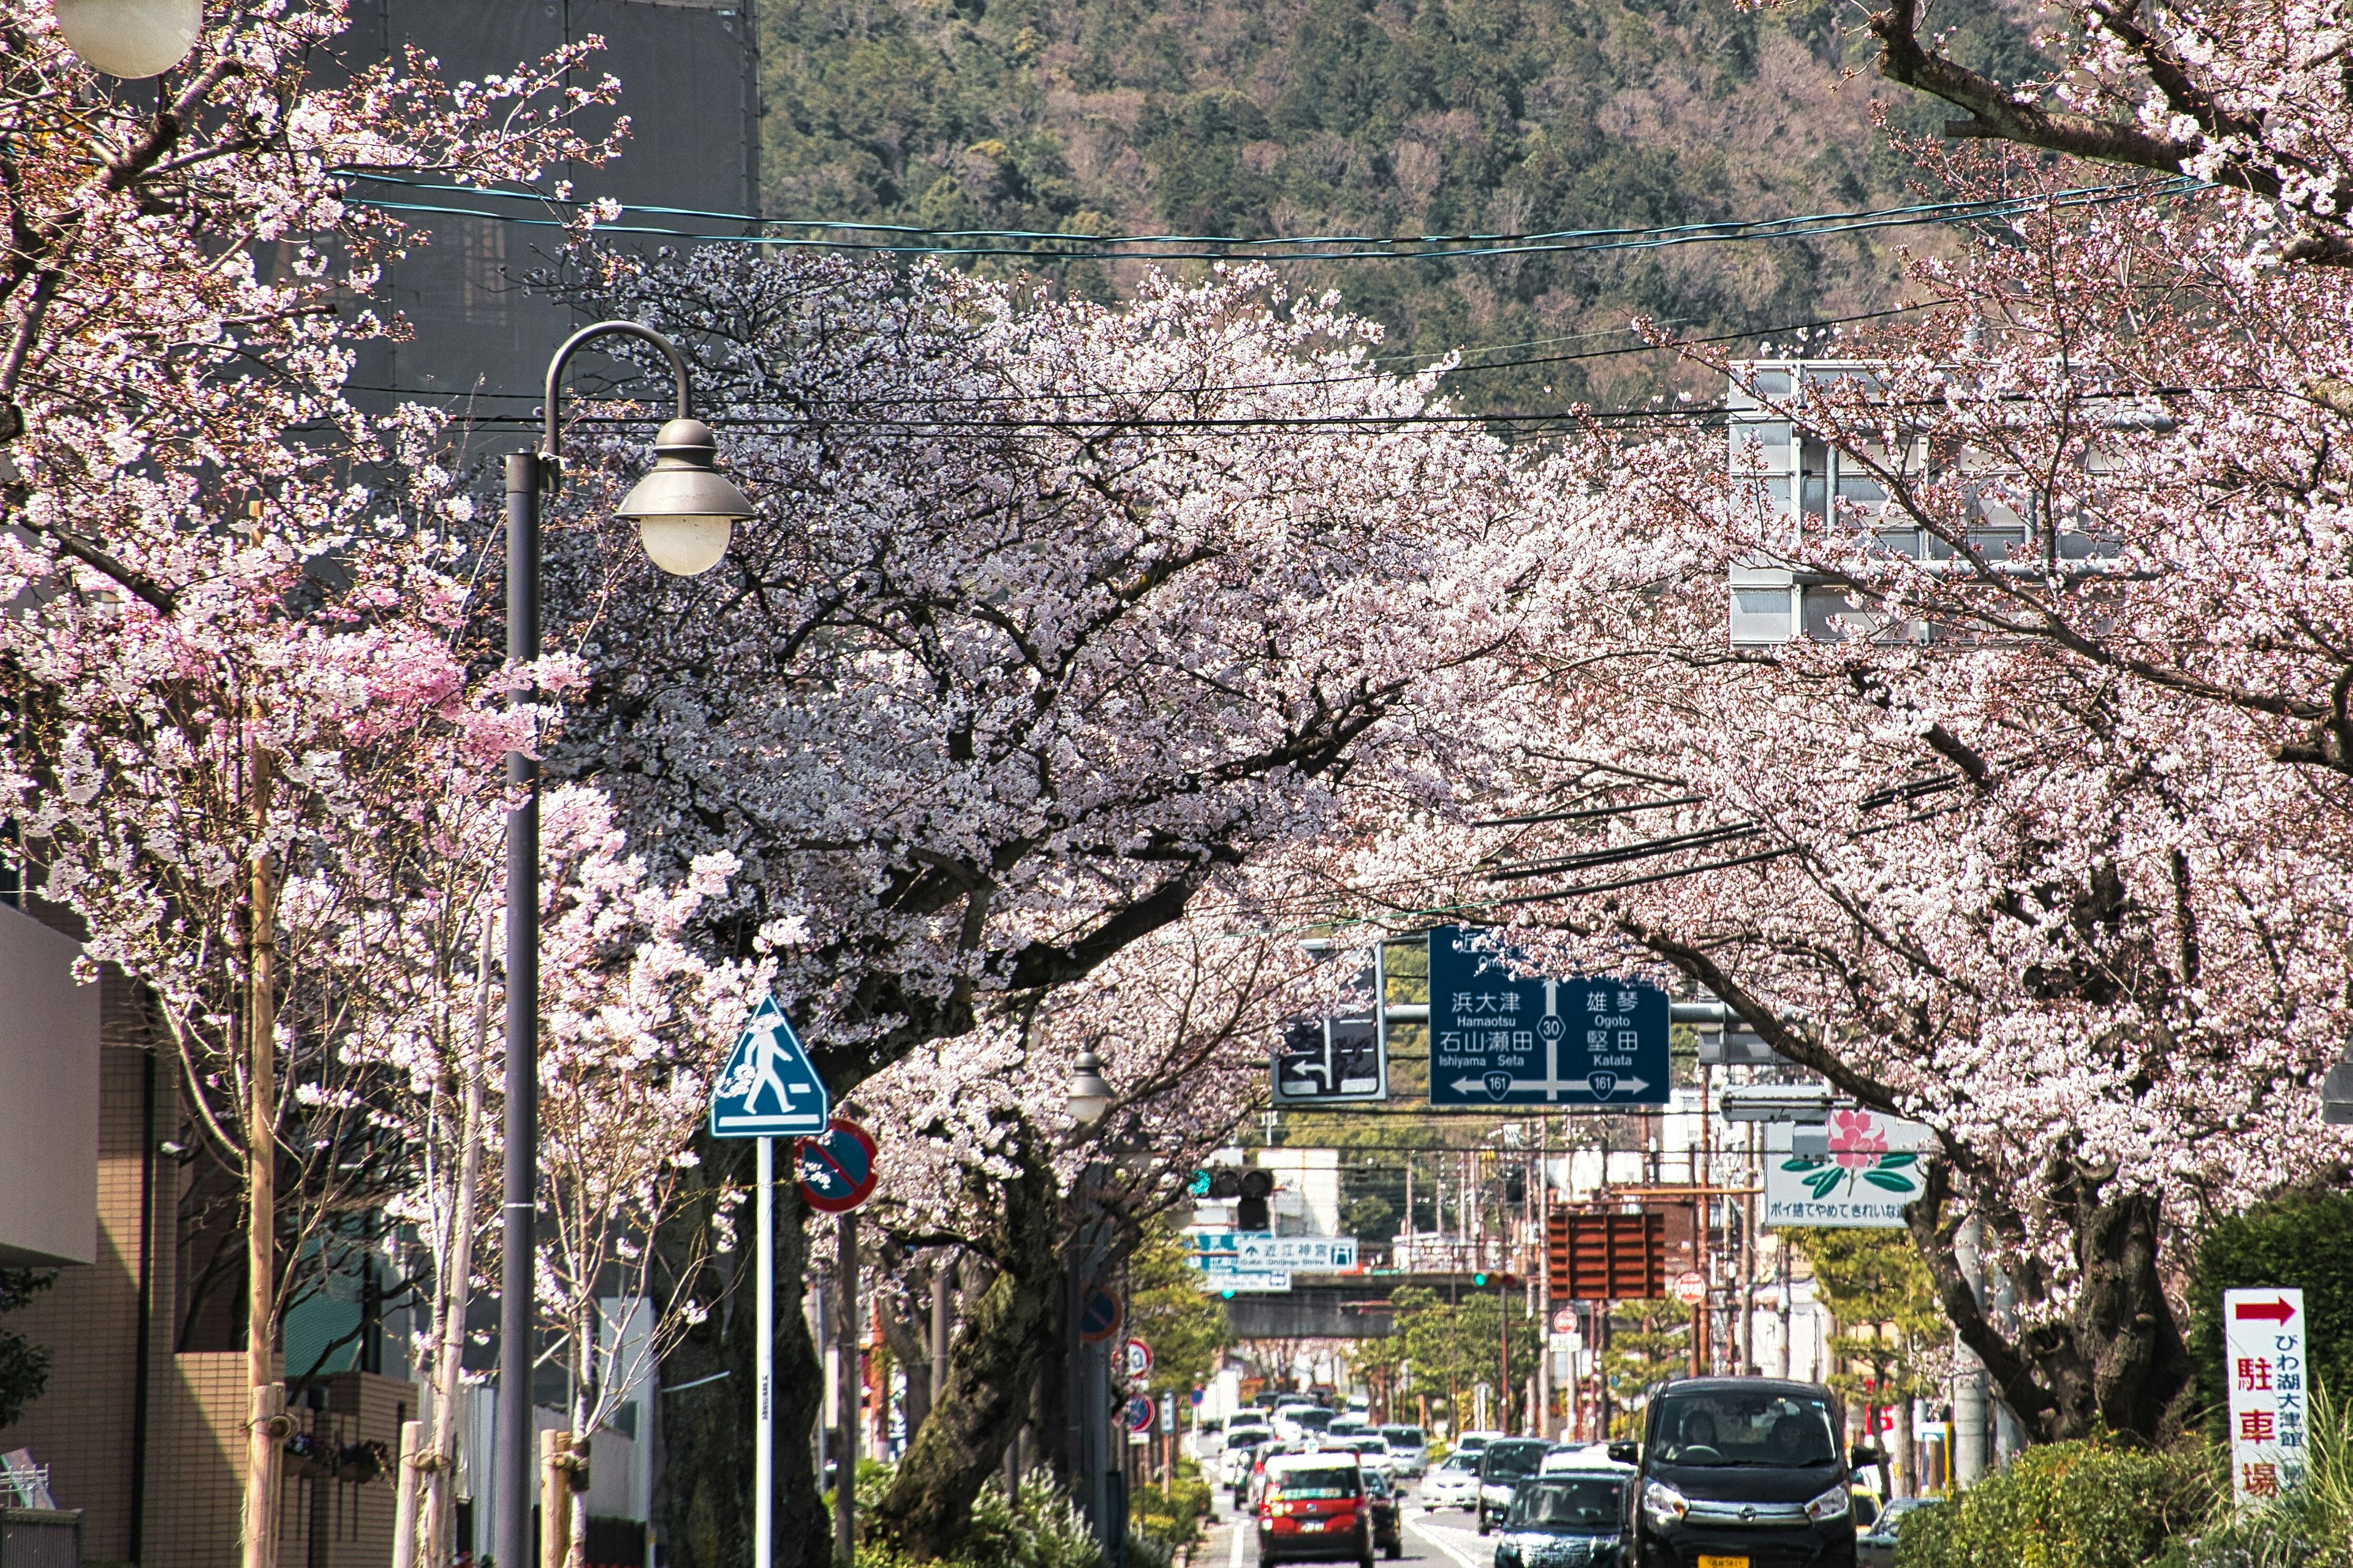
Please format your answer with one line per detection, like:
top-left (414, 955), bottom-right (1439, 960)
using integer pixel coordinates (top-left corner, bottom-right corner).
top-left (420, 920), bottom-right (491, 1563)
top-left (1908, 1159), bottom-right (2197, 1444)
top-left (1890, 1403), bottom-right (1916, 1498)
top-left (656, 1134), bottom-right (833, 1568)
top-left (243, 792), bottom-right (282, 1568)
top-left (871, 1128), bottom-right (1063, 1560)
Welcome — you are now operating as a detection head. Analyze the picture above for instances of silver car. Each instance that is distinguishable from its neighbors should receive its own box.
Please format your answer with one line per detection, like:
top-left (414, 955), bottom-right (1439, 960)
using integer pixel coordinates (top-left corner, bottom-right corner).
top-left (1420, 1450), bottom-right (1482, 1511)
top-left (1379, 1425), bottom-right (1428, 1478)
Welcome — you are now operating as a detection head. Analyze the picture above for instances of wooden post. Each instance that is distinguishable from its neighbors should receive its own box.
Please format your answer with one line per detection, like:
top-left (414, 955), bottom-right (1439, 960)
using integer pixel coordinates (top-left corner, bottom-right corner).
top-left (540, 1430), bottom-right (574, 1568)
top-left (390, 1420), bottom-right (423, 1568)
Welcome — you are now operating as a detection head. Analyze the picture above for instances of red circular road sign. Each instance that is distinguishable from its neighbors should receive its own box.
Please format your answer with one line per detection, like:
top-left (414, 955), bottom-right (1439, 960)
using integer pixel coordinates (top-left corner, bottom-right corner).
top-left (794, 1116), bottom-right (879, 1213)
top-left (1078, 1287), bottom-right (1124, 1344)
top-left (1552, 1307), bottom-right (1578, 1335)
top-left (1671, 1270), bottom-right (1708, 1307)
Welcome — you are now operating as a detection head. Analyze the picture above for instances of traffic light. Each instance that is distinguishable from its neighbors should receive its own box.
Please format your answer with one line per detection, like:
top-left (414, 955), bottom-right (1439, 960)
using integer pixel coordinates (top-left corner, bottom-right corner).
top-left (1189, 1169), bottom-right (1213, 1197)
top-left (1472, 1271), bottom-right (1488, 1287)
top-left (1210, 1170), bottom-right (1244, 1200)
top-left (1237, 1169), bottom-right (1274, 1232)
top-left (1504, 1169), bottom-right (1527, 1206)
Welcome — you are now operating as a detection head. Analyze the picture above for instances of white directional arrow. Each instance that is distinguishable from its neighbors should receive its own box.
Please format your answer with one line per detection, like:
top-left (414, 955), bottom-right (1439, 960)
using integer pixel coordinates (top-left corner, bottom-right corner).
top-left (1448, 1074), bottom-right (1653, 1100)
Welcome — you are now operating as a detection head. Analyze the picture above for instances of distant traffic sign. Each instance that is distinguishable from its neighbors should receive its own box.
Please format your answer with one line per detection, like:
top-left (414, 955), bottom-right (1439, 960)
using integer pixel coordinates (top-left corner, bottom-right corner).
top-left (1079, 1287), bottom-right (1124, 1344)
top-left (1126, 1395), bottom-right (1156, 1434)
top-left (1427, 928), bottom-right (1668, 1107)
top-left (710, 996), bottom-right (830, 1137)
top-left (794, 1117), bottom-right (879, 1213)
top-left (1552, 1307), bottom-right (1578, 1335)
top-left (1671, 1271), bottom-right (1707, 1307)
top-left (1125, 1338), bottom-right (1153, 1379)
top-left (1272, 1014), bottom-right (1388, 1105)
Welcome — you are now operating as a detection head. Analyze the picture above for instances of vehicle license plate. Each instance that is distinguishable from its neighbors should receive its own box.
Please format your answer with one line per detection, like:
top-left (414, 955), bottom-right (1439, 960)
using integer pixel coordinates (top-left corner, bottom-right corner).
top-left (1302, 1522), bottom-right (1325, 1532)
top-left (1697, 1557), bottom-right (1747, 1568)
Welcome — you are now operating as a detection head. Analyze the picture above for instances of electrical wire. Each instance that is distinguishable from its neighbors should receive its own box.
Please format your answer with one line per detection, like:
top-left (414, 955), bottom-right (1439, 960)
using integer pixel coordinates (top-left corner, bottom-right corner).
top-left (341, 303), bottom-right (1938, 414)
top-left (339, 174), bottom-right (2203, 263)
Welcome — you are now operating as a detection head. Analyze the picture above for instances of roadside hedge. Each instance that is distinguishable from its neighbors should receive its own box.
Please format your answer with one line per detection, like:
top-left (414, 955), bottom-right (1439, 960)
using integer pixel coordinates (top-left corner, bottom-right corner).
top-left (1893, 1441), bottom-right (2213, 1568)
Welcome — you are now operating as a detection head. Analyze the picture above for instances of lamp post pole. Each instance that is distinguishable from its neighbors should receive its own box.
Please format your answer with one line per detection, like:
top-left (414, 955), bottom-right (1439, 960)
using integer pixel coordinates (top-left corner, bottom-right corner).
top-left (496, 322), bottom-right (752, 1568)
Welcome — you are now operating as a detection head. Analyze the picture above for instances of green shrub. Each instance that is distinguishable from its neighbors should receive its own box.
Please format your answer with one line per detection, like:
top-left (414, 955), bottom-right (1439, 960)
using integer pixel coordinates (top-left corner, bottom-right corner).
top-left (855, 1469), bottom-right (1107, 1568)
top-left (2158, 1375), bottom-right (2353, 1568)
top-left (1894, 1441), bottom-right (2215, 1568)
top-left (1131, 1459), bottom-right (1213, 1552)
top-left (2190, 1193), bottom-right (2353, 1442)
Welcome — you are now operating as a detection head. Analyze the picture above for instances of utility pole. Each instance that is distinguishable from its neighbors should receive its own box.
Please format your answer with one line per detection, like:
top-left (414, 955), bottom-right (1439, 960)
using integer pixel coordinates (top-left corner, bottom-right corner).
top-left (836, 1211), bottom-right (858, 1567)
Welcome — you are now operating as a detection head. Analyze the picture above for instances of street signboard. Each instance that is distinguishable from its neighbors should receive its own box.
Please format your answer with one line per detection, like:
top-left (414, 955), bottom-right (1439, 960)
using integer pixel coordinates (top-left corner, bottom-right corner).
top-left (1127, 1395), bottom-right (1156, 1434)
top-left (710, 995), bottom-right (830, 1138)
top-left (1079, 1287), bottom-right (1124, 1344)
top-left (1546, 1210), bottom-right (1677, 1301)
top-left (1671, 1271), bottom-right (1707, 1306)
top-left (1761, 1111), bottom-right (1933, 1229)
top-left (1184, 1232), bottom-right (1359, 1271)
top-left (1272, 1015), bottom-right (1387, 1104)
top-left (1203, 1270), bottom-right (1293, 1293)
top-left (1427, 927), bottom-right (1669, 1106)
top-left (1548, 1331), bottom-right (1580, 1353)
top-left (2226, 1288), bottom-right (2309, 1503)
top-left (1125, 1338), bottom-right (1153, 1379)
top-left (1160, 1393), bottom-right (1176, 1434)
top-left (794, 1117), bottom-right (879, 1213)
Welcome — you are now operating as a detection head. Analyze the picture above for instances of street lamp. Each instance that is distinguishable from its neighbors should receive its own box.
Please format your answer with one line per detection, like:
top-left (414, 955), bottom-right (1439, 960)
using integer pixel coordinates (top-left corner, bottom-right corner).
top-left (55, 0), bottom-right (203, 78)
top-left (497, 321), bottom-right (751, 1568)
top-left (1067, 1047), bottom-right (1114, 1127)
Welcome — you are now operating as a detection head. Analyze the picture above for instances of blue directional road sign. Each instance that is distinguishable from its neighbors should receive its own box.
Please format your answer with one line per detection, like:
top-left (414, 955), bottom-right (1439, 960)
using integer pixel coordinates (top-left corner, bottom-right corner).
top-left (1427, 926), bottom-right (1669, 1107)
top-left (709, 995), bottom-right (831, 1138)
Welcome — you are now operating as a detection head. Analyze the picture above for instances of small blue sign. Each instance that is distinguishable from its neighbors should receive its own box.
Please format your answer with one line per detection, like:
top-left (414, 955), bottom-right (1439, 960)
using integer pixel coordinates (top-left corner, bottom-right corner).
top-left (1427, 926), bottom-right (1669, 1107)
top-left (710, 995), bottom-right (830, 1138)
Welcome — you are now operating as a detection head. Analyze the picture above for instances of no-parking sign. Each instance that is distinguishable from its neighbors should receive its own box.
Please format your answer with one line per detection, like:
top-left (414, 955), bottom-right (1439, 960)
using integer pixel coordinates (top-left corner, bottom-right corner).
top-left (794, 1117), bottom-right (879, 1213)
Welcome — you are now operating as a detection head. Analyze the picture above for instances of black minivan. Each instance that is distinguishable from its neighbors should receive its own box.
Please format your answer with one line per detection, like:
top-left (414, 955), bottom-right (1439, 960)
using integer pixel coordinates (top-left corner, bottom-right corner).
top-left (1607, 1378), bottom-right (1882, 1568)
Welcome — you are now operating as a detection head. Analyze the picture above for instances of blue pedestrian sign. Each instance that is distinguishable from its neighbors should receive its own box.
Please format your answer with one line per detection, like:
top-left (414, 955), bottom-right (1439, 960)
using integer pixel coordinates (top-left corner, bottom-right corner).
top-left (1427, 926), bottom-right (1669, 1107)
top-left (710, 995), bottom-right (830, 1138)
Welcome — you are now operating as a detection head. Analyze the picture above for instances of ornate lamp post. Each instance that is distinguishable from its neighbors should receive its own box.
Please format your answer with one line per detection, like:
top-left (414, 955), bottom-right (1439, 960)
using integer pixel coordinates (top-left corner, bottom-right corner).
top-left (496, 322), bottom-right (752, 1568)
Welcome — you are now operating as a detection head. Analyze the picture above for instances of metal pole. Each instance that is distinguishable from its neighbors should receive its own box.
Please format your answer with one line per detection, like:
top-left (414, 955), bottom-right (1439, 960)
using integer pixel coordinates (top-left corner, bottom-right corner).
top-left (836, 1209), bottom-right (858, 1567)
top-left (496, 448), bottom-right (541, 1568)
top-left (757, 1136), bottom-right (774, 1568)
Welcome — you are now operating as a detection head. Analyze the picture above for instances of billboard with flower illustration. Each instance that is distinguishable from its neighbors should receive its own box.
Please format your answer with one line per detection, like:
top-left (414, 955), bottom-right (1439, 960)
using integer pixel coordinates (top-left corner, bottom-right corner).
top-left (1762, 1108), bottom-right (1934, 1229)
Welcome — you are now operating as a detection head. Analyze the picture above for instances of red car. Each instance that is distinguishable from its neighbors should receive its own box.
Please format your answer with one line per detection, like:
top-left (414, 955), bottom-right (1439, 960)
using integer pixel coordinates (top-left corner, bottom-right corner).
top-left (1257, 1453), bottom-right (1376, 1568)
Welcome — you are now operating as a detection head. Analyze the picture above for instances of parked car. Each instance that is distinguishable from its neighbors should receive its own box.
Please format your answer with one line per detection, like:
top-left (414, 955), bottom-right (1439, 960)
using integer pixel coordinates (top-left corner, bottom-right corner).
top-left (1476, 1439), bottom-right (1556, 1534)
top-left (1611, 1377), bottom-right (1881, 1568)
top-left (1422, 1450), bottom-right (1483, 1512)
top-left (1379, 1425), bottom-right (1429, 1478)
top-left (1857, 1496), bottom-right (1939, 1568)
top-left (1491, 1473), bottom-right (1629, 1568)
top-left (1363, 1466), bottom-right (1405, 1558)
top-left (1257, 1452), bottom-right (1378, 1568)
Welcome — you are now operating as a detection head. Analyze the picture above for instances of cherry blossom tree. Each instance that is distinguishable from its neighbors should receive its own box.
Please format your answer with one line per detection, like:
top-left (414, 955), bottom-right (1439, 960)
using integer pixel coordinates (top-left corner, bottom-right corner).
top-left (523, 245), bottom-right (1586, 1565)
top-left (1327, 160), bottom-right (2353, 1445)
top-left (855, 903), bottom-right (1322, 1556)
top-left (1859, 0), bottom-right (2353, 267)
top-left (352, 784), bottom-right (757, 1566)
top-left (0, 4), bottom-right (622, 1561)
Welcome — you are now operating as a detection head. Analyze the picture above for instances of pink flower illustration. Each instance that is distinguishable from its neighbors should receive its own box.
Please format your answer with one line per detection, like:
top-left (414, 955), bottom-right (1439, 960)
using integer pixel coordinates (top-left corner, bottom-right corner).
top-left (1829, 1109), bottom-right (1889, 1169)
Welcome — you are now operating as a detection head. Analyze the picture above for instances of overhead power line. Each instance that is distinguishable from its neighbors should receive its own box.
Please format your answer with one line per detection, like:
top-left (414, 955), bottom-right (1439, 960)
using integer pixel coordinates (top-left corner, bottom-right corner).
top-left (339, 173), bottom-right (2204, 263)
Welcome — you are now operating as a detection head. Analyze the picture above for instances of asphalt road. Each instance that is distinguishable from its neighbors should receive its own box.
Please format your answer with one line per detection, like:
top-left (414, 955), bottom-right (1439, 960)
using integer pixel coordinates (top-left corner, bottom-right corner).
top-left (1204, 1477), bottom-right (1495, 1568)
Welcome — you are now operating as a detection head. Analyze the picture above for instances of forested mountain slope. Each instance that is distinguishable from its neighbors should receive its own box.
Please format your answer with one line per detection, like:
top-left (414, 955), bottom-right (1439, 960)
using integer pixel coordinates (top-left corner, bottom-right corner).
top-left (755, 0), bottom-right (2039, 409)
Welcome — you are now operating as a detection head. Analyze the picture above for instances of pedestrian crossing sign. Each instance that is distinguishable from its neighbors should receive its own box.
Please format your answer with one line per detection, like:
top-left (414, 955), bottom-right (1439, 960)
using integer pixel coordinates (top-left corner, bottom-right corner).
top-left (709, 994), bottom-right (830, 1138)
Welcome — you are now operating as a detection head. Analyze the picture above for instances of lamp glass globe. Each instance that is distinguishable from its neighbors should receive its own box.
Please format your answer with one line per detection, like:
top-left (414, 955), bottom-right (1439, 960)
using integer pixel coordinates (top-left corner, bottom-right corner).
top-left (635, 516), bottom-right (733, 577)
top-left (56, 0), bottom-right (203, 78)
